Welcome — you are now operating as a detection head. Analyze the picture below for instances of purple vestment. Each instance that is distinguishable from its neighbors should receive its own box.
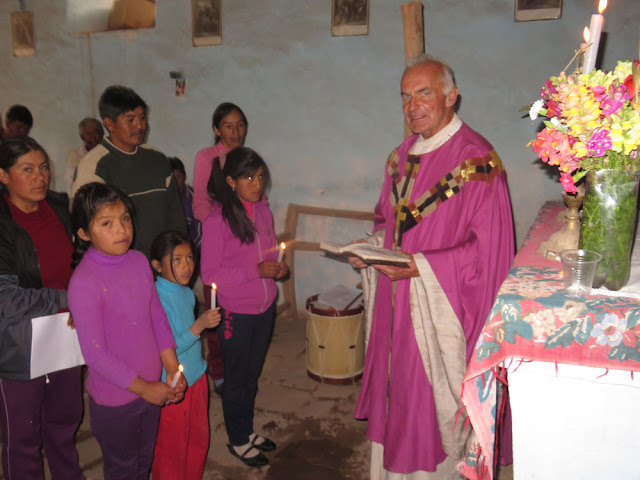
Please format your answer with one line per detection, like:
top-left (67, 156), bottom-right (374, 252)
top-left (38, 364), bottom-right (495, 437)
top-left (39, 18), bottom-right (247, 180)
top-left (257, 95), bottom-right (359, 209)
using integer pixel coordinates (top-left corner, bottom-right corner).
top-left (354, 122), bottom-right (514, 474)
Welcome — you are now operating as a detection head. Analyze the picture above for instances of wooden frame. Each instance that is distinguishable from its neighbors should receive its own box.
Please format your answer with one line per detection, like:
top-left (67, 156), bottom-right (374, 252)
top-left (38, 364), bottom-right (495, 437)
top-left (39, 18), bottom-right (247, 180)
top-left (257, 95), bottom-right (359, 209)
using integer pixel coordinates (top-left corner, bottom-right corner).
top-left (331, 0), bottom-right (369, 36)
top-left (515, 0), bottom-right (562, 22)
top-left (11, 11), bottom-right (35, 57)
top-left (192, 0), bottom-right (221, 46)
top-left (276, 203), bottom-right (374, 319)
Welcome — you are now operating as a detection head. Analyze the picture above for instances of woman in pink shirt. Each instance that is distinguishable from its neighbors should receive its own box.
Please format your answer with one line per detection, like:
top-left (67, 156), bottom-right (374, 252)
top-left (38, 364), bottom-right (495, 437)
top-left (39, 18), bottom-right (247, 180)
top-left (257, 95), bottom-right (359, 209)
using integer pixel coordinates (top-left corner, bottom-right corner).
top-left (193, 103), bottom-right (248, 223)
top-left (194, 102), bottom-right (248, 396)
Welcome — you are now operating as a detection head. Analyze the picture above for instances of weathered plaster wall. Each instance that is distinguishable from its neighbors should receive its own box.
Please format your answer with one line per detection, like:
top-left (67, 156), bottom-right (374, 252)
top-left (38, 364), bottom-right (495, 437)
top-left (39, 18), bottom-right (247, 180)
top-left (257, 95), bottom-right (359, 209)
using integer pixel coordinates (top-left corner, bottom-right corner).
top-left (1, 0), bottom-right (639, 308)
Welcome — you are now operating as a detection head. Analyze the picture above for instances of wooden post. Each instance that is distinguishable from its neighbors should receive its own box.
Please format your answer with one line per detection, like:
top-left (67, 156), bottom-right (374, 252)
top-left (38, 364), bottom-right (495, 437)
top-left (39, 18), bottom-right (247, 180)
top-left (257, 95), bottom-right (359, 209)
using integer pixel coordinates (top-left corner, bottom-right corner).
top-left (400, 1), bottom-right (425, 138)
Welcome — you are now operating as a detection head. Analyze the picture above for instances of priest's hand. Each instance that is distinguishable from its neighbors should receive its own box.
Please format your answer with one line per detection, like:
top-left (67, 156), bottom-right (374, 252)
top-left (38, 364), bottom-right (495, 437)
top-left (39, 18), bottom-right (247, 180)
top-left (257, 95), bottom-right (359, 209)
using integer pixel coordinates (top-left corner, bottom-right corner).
top-left (347, 239), bottom-right (368, 269)
top-left (373, 255), bottom-right (419, 280)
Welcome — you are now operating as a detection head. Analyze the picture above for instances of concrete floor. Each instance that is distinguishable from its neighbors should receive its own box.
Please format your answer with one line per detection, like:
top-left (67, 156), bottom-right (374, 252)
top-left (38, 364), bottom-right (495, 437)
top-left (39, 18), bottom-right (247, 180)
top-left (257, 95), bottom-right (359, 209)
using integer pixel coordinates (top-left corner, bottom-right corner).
top-left (37, 312), bottom-right (513, 480)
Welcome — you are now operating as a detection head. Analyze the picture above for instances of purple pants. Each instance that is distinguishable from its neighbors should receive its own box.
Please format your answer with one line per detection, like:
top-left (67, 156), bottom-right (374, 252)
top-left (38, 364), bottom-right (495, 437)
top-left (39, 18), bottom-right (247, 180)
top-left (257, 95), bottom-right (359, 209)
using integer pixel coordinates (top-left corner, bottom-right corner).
top-left (0, 366), bottom-right (84, 480)
top-left (89, 396), bottom-right (160, 480)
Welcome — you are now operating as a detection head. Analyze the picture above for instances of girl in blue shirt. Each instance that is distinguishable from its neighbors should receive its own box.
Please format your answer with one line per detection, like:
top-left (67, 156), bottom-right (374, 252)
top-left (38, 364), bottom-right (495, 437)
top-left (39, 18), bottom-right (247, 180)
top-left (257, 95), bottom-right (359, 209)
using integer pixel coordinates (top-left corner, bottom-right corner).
top-left (149, 230), bottom-right (220, 480)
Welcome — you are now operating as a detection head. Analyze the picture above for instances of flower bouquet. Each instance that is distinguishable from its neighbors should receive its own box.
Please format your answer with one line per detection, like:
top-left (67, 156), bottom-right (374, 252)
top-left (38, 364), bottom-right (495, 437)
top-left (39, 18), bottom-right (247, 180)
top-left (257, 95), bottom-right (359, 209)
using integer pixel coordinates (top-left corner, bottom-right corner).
top-left (528, 60), bottom-right (640, 290)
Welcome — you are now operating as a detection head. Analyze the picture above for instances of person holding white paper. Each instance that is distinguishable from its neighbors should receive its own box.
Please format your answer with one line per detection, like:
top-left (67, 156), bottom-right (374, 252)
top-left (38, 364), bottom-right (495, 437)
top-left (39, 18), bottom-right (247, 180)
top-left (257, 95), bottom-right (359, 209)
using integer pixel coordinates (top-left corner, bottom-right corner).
top-left (0, 137), bottom-right (85, 479)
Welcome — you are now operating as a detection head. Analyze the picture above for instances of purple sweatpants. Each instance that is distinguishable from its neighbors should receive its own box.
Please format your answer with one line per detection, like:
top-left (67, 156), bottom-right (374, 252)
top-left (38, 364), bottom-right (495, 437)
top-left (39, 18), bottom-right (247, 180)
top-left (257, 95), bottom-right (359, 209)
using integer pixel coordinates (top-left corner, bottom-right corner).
top-left (0, 366), bottom-right (85, 480)
top-left (89, 396), bottom-right (160, 480)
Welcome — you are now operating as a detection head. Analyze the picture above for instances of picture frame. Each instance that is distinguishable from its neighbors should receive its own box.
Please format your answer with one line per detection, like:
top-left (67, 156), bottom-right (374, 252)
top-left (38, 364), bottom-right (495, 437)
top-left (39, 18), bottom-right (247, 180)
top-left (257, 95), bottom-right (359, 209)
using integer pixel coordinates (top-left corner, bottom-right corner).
top-left (332, 0), bottom-right (369, 37)
top-left (192, 0), bottom-right (221, 47)
top-left (515, 0), bottom-right (562, 22)
top-left (11, 11), bottom-right (36, 56)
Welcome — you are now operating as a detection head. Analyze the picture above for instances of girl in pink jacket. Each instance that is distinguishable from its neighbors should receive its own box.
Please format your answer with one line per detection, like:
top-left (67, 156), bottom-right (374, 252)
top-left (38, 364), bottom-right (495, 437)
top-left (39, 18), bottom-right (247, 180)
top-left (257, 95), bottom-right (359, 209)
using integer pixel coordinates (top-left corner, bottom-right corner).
top-left (201, 147), bottom-right (287, 468)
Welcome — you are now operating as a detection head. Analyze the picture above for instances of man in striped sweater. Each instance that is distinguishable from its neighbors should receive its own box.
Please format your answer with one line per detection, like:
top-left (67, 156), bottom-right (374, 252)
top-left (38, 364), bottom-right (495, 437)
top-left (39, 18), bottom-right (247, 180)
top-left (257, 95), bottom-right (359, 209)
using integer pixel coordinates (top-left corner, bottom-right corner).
top-left (72, 86), bottom-right (186, 257)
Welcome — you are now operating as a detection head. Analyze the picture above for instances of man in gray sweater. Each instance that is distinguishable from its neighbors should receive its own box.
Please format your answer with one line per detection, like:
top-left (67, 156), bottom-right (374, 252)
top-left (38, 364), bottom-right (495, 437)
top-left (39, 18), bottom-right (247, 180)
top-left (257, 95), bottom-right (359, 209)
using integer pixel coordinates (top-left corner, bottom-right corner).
top-left (72, 86), bottom-right (186, 257)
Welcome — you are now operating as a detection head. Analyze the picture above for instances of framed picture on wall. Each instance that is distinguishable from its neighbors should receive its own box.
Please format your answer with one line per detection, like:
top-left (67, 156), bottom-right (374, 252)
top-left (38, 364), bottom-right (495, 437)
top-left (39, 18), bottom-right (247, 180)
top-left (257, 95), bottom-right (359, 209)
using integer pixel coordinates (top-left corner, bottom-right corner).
top-left (192, 0), bottom-right (221, 46)
top-left (515, 0), bottom-right (562, 22)
top-left (332, 0), bottom-right (369, 36)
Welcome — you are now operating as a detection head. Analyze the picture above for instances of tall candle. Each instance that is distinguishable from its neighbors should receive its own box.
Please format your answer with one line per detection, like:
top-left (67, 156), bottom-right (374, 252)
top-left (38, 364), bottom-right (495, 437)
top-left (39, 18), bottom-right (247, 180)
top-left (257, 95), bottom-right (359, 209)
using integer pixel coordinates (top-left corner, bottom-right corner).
top-left (211, 283), bottom-right (217, 309)
top-left (583, 0), bottom-right (607, 74)
top-left (277, 242), bottom-right (286, 262)
top-left (170, 364), bottom-right (183, 388)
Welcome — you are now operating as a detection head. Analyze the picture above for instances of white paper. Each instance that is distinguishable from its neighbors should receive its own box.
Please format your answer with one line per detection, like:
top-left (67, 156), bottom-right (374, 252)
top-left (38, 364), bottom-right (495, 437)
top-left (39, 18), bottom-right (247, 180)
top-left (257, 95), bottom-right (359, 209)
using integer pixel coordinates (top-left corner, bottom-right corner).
top-left (30, 312), bottom-right (85, 379)
top-left (317, 284), bottom-right (362, 311)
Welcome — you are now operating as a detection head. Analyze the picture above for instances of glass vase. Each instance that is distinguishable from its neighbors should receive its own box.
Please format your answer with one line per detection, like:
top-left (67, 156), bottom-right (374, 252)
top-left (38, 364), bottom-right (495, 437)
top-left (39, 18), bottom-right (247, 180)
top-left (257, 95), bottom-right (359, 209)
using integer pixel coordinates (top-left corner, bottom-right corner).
top-left (579, 169), bottom-right (640, 290)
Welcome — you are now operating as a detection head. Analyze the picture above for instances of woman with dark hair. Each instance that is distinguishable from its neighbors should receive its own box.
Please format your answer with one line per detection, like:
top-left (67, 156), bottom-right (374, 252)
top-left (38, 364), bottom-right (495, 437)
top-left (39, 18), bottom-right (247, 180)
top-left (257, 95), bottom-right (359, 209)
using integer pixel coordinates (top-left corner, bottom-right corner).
top-left (193, 102), bottom-right (248, 222)
top-left (201, 147), bottom-right (287, 467)
top-left (193, 102), bottom-right (248, 396)
top-left (0, 137), bottom-right (85, 479)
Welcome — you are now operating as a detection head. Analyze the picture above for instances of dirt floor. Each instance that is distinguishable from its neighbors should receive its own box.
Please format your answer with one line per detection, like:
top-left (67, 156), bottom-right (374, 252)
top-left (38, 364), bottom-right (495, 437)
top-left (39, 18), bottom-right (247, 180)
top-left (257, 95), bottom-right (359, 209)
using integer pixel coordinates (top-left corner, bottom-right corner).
top-left (34, 311), bottom-right (513, 480)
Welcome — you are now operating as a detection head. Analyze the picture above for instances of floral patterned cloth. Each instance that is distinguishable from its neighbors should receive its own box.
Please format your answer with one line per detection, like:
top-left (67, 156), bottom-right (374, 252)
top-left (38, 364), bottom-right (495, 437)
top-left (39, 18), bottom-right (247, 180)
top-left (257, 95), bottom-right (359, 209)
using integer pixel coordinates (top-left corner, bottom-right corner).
top-left (458, 201), bottom-right (640, 479)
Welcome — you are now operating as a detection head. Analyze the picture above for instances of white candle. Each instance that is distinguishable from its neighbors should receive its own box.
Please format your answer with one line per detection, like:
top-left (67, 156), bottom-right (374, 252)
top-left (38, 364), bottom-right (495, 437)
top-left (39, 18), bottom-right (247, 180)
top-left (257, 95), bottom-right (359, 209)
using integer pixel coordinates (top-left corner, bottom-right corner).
top-left (210, 283), bottom-right (217, 309)
top-left (583, 0), bottom-right (607, 74)
top-left (277, 242), bottom-right (286, 262)
top-left (170, 364), bottom-right (183, 388)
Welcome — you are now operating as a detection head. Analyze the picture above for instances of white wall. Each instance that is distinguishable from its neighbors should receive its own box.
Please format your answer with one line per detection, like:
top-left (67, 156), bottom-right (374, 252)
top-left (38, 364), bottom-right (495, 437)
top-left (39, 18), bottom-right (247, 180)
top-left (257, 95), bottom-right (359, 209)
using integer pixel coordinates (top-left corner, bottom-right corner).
top-left (1, 0), bottom-right (639, 308)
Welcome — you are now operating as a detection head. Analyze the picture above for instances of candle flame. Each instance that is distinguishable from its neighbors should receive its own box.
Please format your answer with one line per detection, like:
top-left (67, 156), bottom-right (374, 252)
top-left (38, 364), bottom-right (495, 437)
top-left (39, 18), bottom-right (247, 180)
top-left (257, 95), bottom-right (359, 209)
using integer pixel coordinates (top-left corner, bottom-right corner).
top-left (583, 26), bottom-right (590, 43)
top-left (211, 283), bottom-right (217, 290)
top-left (178, 364), bottom-right (184, 373)
top-left (280, 242), bottom-right (286, 250)
top-left (598, 0), bottom-right (606, 14)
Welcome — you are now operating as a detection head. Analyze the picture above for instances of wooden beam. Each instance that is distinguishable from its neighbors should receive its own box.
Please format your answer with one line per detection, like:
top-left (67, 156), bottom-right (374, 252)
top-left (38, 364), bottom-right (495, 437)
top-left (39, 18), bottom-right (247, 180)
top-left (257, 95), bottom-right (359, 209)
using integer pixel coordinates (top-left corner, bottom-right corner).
top-left (400, 1), bottom-right (425, 139)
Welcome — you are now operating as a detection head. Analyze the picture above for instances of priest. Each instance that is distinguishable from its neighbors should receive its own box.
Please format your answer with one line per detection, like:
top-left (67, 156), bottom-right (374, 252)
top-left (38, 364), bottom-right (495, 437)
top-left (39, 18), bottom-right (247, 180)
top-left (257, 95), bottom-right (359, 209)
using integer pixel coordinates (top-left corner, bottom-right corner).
top-left (349, 54), bottom-right (514, 479)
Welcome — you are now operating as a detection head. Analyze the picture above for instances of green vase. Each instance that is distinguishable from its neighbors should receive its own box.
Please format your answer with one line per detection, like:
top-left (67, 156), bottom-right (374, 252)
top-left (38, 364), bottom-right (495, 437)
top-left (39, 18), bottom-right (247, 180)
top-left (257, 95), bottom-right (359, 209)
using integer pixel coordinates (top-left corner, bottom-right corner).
top-left (579, 169), bottom-right (640, 290)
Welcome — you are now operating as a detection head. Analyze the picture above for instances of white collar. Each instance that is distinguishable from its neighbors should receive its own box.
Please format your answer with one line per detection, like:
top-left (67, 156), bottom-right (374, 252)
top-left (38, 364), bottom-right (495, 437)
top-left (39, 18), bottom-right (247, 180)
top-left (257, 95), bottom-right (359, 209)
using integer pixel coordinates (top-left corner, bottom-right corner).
top-left (409, 113), bottom-right (462, 155)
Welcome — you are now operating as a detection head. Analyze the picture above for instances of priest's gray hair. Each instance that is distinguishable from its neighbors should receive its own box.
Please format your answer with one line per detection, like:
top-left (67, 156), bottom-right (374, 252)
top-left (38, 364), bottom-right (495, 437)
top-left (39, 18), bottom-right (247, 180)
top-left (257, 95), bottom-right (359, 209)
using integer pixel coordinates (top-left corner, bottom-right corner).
top-left (405, 54), bottom-right (456, 95)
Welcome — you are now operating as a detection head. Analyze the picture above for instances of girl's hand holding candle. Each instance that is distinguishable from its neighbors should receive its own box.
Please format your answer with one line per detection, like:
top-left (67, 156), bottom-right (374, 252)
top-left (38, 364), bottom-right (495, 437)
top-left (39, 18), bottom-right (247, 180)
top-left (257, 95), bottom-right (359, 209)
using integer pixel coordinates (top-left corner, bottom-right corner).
top-left (170, 364), bottom-right (184, 388)
top-left (210, 283), bottom-right (217, 309)
top-left (277, 242), bottom-right (286, 263)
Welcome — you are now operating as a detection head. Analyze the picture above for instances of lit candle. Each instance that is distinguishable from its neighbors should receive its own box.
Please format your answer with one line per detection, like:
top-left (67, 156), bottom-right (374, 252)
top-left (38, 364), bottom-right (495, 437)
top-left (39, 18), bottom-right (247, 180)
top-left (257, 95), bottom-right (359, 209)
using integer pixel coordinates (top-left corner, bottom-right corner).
top-left (277, 242), bottom-right (286, 262)
top-left (579, 28), bottom-right (589, 70)
top-left (170, 364), bottom-right (183, 388)
top-left (210, 283), bottom-right (217, 309)
top-left (583, 0), bottom-right (607, 74)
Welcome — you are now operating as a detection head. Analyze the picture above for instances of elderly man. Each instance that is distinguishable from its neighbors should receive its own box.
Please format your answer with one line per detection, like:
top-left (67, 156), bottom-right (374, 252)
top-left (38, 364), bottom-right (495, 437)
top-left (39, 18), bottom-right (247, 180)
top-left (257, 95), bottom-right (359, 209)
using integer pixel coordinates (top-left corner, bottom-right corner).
top-left (350, 55), bottom-right (514, 479)
top-left (72, 86), bottom-right (186, 257)
top-left (65, 117), bottom-right (104, 196)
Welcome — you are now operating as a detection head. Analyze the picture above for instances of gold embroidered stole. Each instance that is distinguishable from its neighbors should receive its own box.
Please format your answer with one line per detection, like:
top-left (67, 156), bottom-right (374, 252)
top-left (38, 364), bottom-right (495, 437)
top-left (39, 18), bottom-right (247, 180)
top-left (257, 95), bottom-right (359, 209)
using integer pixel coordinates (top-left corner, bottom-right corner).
top-left (387, 148), bottom-right (504, 248)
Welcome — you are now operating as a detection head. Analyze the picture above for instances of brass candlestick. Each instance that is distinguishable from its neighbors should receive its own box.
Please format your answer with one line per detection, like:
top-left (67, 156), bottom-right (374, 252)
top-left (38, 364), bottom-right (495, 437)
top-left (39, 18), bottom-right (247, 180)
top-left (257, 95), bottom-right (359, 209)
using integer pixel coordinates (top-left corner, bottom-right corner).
top-left (538, 185), bottom-right (585, 261)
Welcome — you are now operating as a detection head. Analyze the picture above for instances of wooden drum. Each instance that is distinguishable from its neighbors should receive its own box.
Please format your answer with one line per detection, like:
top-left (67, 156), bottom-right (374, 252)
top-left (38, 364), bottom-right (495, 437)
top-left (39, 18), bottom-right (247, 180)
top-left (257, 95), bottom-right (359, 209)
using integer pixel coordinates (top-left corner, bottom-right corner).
top-left (305, 295), bottom-right (364, 384)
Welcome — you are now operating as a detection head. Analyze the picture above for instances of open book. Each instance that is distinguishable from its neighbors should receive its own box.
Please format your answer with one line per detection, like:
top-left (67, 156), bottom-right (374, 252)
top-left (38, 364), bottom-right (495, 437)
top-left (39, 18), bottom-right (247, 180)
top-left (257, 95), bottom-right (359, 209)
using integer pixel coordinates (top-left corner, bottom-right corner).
top-left (320, 242), bottom-right (412, 266)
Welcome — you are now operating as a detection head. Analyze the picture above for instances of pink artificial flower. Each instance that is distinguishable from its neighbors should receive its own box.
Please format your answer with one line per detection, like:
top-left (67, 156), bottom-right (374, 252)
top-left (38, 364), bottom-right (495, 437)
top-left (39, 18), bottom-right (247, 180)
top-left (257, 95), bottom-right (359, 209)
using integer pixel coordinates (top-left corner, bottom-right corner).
top-left (560, 172), bottom-right (577, 193)
top-left (601, 83), bottom-right (632, 118)
top-left (586, 130), bottom-right (613, 157)
top-left (590, 85), bottom-right (607, 102)
top-left (547, 100), bottom-right (561, 118)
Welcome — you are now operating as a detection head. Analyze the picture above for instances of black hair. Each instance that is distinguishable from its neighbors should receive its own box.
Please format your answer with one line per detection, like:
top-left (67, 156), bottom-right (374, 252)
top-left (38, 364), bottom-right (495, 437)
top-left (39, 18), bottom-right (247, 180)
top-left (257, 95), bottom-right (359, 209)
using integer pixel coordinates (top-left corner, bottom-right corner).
top-left (71, 182), bottom-right (135, 268)
top-left (149, 230), bottom-right (195, 283)
top-left (0, 137), bottom-right (50, 196)
top-left (98, 85), bottom-right (148, 123)
top-left (168, 157), bottom-right (186, 176)
top-left (6, 105), bottom-right (33, 129)
top-left (207, 146), bottom-right (271, 244)
top-left (0, 137), bottom-right (49, 172)
top-left (212, 102), bottom-right (248, 144)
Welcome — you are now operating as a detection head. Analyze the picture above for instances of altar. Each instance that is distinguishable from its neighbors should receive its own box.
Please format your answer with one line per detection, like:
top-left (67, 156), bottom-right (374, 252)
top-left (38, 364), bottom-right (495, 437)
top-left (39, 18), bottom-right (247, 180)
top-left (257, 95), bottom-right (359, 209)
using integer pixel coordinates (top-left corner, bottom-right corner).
top-left (460, 200), bottom-right (640, 480)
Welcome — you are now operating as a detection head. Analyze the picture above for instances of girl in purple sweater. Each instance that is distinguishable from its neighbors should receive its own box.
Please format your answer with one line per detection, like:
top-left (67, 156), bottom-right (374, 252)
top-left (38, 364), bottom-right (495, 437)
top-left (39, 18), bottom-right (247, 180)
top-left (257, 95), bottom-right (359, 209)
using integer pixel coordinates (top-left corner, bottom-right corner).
top-left (68, 183), bottom-right (187, 480)
top-left (201, 147), bottom-right (288, 467)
